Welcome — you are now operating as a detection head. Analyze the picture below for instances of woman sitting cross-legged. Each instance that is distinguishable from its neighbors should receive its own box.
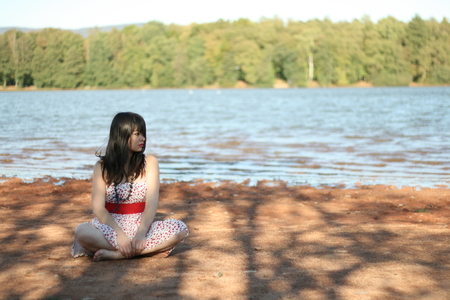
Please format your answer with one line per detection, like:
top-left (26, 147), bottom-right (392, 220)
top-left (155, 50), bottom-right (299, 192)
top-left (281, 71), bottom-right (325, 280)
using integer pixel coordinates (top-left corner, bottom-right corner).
top-left (71, 112), bottom-right (188, 262)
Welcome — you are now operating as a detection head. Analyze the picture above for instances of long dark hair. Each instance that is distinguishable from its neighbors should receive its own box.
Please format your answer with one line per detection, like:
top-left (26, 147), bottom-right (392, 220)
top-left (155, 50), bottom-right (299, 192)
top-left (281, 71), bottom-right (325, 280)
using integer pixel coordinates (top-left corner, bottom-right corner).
top-left (97, 112), bottom-right (147, 185)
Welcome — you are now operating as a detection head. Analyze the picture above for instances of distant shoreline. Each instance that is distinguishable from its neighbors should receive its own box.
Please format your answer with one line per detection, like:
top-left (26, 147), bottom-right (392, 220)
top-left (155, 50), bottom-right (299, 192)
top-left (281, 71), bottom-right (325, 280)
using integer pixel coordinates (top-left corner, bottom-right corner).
top-left (1, 80), bottom-right (449, 92)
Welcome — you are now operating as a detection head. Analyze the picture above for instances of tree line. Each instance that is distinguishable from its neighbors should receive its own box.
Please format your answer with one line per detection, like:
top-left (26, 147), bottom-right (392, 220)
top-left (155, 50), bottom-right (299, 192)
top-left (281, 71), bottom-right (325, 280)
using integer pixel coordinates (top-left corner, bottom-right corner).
top-left (1, 15), bottom-right (449, 89)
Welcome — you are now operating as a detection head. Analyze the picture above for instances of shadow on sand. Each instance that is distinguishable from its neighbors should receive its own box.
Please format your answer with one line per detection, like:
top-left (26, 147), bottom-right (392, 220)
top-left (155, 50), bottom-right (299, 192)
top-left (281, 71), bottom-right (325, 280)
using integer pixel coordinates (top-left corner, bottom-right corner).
top-left (0, 178), bottom-right (449, 299)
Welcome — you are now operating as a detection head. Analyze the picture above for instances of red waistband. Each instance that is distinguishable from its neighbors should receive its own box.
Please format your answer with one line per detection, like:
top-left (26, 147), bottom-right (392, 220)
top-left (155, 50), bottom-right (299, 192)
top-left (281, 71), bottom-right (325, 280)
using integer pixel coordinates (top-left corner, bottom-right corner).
top-left (105, 202), bottom-right (146, 214)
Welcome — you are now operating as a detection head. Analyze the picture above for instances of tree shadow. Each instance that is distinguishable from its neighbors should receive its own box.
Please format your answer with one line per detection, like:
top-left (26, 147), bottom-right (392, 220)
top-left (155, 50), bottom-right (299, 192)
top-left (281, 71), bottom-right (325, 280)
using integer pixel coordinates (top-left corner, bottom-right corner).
top-left (162, 181), bottom-right (450, 299)
top-left (1, 178), bottom-right (449, 299)
top-left (0, 178), bottom-right (192, 300)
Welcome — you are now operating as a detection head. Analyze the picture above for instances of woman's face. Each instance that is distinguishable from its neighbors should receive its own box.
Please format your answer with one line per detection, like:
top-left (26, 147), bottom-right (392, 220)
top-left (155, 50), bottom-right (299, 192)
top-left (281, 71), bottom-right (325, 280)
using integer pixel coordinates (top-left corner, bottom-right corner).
top-left (128, 129), bottom-right (145, 153)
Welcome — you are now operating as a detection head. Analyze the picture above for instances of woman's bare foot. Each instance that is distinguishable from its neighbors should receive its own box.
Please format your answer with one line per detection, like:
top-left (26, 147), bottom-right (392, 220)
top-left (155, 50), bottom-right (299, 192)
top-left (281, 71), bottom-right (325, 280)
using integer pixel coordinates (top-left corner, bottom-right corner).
top-left (144, 250), bottom-right (170, 258)
top-left (93, 249), bottom-right (125, 262)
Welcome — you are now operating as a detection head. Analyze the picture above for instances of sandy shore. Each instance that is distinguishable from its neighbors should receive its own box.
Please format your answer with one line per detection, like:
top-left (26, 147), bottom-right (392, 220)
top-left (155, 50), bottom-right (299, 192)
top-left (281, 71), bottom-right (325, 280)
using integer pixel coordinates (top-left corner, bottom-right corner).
top-left (0, 177), bottom-right (449, 300)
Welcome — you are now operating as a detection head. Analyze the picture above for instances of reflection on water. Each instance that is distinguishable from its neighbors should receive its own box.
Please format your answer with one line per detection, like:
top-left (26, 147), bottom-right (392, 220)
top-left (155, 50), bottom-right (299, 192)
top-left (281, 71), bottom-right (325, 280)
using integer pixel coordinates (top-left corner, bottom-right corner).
top-left (0, 87), bottom-right (449, 187)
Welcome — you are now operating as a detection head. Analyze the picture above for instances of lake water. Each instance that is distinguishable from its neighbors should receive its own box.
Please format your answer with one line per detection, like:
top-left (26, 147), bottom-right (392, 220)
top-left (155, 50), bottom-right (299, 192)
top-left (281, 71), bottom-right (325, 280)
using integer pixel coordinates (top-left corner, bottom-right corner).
top-left (0, 87), bottom-right (449, 187)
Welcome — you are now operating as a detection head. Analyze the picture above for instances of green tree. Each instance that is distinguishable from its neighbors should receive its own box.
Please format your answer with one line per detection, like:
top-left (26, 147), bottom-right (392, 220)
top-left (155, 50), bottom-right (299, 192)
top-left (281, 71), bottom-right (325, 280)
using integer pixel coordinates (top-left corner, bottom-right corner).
top-left (31, 45), bottom-right (46, 87)
top-left (144, 36), bottom-right (176, 87)
top-left (141, 21), bottom-right (167, 44)
top-left (84, 32), bottom-right (116, 87)
top-left (204, 29), bottom-right (231, 82)
top-left (426, 18), bottom-right (450, 83)
top-left (233, 39), bottom-right (263, 84)
top-left (190, 57), bottom-right (214, 87)
top-left (288, 20), bottom-right (327, 85)
top-left (332, 21), bottom-right (366, 85)
top-left (219, 51), bottom-right (238, 87)
top-left (406, 15), bottom-right (431, 81)
top-left (118, 26), bottom-right (146, 87)
top-left (57, 31), bottom-right (85, 88)
top-left (186, 36), bottom-right (214, 86)
top-left (31, 28), bottom-right (85, 88)
top-left (274, 31), bottom-right (308, 86)
top-left (2, 16), bottom-right (449, 89)
top-left (31, 28), bottom-right (64, 87)
top-left (362, 17), bottom-right (385, 82)
top-left (0, 33), bottom-right (13, 87)
top-left (187, 36), bottom-right (206, 61)
top-left (315, 42), bottom-right (337, 86)
top-left (173, 45), bottom-right (191, 87)
top-left (5, 30), bottom-right (34, 87)
top-left (371, 17), bottom-right (411, 86)
top-left (106, 29), bottom-right (125, 87)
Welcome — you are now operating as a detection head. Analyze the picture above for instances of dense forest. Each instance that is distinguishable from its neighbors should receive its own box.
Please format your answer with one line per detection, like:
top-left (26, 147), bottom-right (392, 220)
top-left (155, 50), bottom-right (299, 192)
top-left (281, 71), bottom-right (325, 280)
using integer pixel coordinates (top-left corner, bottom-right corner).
top-left (1, 15), bottom-right (449, 89)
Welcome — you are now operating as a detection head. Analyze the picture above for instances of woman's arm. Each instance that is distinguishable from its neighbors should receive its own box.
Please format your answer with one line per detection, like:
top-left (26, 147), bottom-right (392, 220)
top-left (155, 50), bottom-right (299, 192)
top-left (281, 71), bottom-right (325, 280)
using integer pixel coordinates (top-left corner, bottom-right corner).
top-left (131, 155), bottom-right (160, 255)
top-left (91, 161), bottom-right (133, 258)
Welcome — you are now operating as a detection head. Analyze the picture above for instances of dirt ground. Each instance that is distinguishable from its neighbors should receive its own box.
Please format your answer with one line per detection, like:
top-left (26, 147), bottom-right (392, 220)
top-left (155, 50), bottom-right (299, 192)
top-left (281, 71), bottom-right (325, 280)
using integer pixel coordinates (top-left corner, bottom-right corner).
top-left (0, 177), bottom-right (449, 300)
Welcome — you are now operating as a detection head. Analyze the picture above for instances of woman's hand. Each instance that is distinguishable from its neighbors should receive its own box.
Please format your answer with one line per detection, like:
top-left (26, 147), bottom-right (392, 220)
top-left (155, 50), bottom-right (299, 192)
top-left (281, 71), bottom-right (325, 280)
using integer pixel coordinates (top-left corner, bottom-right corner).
top-left (117, 232), bottom-right (133, 258)
top-left (131, 232), bottom-right (147, 256)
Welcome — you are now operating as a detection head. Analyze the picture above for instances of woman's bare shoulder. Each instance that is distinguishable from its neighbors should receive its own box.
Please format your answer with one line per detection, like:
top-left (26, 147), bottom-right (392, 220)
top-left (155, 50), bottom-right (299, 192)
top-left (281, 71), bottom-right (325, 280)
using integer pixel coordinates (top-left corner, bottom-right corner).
top-left (93, 160), bottom-right (104, 171)
top-left (145, 155), bottom-right (159, 165)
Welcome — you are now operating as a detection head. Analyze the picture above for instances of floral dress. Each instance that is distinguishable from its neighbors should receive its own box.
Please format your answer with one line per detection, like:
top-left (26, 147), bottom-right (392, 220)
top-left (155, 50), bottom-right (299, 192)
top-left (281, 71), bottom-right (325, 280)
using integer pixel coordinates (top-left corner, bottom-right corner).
top-left (71, 181), bottom-right (188, 258)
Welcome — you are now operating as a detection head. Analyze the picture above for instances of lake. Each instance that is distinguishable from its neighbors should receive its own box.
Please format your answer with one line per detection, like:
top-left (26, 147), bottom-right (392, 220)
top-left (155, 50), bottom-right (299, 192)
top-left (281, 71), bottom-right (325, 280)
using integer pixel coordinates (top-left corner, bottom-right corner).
top-left (0, 87), bottom-right (449, 187)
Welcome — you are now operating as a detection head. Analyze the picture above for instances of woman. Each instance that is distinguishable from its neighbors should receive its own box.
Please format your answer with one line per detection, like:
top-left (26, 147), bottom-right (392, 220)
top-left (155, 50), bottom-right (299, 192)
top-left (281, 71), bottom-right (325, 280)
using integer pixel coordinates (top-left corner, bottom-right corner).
top-left (72, 112), bottom-right (188, 261)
